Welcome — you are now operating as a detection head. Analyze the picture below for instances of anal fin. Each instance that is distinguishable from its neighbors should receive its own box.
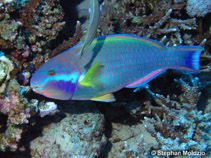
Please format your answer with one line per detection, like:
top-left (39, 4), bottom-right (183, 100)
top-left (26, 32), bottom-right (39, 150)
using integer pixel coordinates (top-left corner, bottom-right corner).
top-left (91, 93), bottom-right (115, 102)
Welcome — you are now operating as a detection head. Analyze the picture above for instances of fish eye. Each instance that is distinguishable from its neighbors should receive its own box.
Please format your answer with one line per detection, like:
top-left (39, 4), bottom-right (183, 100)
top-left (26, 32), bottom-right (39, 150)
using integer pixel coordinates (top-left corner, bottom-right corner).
top-left (48, 69), bottom-right (56, 76)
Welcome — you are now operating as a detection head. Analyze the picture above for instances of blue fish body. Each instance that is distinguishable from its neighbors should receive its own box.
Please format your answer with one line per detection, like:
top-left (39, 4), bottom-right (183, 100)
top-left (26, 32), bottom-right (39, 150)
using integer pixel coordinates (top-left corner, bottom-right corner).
top-left (30, 34), bottom-right (204, 102)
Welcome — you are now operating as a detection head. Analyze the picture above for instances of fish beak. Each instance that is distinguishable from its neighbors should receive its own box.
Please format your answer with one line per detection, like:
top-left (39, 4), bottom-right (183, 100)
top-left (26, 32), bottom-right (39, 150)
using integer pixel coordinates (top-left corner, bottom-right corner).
top-left (30, 83), bottom-right (39, 92)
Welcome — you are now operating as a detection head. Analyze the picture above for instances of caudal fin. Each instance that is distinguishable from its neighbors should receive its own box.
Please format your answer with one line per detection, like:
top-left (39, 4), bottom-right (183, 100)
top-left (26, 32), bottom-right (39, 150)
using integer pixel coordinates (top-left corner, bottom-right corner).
top-left (170, 46), bottom-right (204, 73)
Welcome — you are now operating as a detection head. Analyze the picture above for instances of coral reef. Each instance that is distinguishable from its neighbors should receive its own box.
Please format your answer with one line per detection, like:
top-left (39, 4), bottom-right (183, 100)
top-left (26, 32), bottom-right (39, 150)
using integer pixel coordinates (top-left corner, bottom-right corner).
top-left (101, 74), bottom-right (211, 158)
top-left (0, 52), bottom-right (14, 93)
top-left (186, 0), bottom-right (211, 17)
top-left (0, 79), bottom-right (38, 151)
top-left (100, 0), bottom-right (210, 47)
top-left (19, 0), bottom-right (65, 54)
top-left (30, 103), bottom-right (107, 158)
top-left (143, 78), bottom-right (211, 152)
top-left (39, 101), bottom-right (57, 118)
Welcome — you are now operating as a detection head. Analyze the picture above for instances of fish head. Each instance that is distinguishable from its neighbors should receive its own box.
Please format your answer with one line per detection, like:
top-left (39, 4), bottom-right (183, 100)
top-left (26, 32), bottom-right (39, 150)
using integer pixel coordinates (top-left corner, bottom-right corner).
top-left (30, 55), bottom-right (82, 100)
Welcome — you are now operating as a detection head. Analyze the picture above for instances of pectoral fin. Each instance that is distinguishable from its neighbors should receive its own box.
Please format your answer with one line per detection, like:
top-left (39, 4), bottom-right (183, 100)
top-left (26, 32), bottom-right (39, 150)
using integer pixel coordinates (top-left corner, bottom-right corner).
top-left (91, 93), bottom-right (116, 102)
top-left (80, 62), bottom-right (105, 91)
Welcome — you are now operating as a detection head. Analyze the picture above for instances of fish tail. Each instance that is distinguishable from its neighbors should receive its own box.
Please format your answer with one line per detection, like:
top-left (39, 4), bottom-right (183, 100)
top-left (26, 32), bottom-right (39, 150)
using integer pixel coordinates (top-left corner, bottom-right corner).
top-left (170, 46), bottom-right (204, 73)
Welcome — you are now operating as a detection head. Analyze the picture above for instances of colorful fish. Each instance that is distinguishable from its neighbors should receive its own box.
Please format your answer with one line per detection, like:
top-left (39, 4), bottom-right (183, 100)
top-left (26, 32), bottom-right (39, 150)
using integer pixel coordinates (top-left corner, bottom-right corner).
top-left (30, 34), bottom-right (204, 102)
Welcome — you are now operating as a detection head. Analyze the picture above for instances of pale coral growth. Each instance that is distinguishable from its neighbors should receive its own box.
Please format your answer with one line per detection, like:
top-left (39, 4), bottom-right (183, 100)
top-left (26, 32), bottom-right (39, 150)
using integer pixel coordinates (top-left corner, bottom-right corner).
top-left (186, 0), bottom-right (211, 17)
top-left (50, 21), bottom-right (82, 58)
top-left (39, 101), bottom-right (58, 118)
top-left (0, 79), bottom-right (39, 151)
top-left (0, 52), bottom-right (14, 93)
top-left (19, 0), bottom-right (65, 53)
top-left (142, 78), bottom-right (211, 153)
top-left (100, 0), bottom-right (208, 47)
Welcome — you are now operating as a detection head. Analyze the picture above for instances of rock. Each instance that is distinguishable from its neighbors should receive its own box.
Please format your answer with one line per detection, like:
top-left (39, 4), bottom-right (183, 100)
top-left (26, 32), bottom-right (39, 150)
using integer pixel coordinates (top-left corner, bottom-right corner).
top-left (30, 102), bottom-right (107, 158)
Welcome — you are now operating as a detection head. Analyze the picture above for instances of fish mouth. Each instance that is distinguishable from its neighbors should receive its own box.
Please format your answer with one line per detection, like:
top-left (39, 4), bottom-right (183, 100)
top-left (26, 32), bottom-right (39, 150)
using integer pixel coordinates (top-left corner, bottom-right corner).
top-left (30, 83), bottom-right (40, 92)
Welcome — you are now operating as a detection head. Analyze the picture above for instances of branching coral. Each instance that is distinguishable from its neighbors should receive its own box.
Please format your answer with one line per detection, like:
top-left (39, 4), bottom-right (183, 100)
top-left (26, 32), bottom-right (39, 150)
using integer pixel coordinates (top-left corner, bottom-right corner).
top-left (142, 78), bottom-right (211, 153)
top-left (100, 0), bottom-right (209, 47)
top-left (49, 20), bottom-right (82, 58)
top-left (19, 0), bottom-right (65, 53)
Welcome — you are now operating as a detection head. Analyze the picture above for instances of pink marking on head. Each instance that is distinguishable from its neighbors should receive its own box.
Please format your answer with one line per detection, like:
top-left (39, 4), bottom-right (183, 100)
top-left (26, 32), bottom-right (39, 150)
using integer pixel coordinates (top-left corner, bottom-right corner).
top-left (156, 48), bottom-right (158, 52)
top-left (165, 57), bottom-right (167, 61)
top-left (159, 62), bottom-right (161, 66)
top-left (160, 57), bottom-right (162, 61)
top-left (170, 57), bottom-right (173, 61)
top-left (151, 57), bottom-right (154, 62)
top-left (155, 62), bottom-right (157, 66)
top-left (168, 62), bottom-right (170, 65)
top-left (156, 57), bottom-right (158, 61)
top-left (163, 61), bottom-right (166, 65)
top-left (167, 53), bottom-right (170, 56)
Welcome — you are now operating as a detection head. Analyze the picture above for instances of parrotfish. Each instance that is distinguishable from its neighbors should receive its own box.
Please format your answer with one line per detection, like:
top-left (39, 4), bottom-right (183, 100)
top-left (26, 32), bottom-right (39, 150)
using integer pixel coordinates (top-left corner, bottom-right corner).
top-left (79, 0), bottom-right (100, 58)
top-left (30, 34), bottom-right (204, 102)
